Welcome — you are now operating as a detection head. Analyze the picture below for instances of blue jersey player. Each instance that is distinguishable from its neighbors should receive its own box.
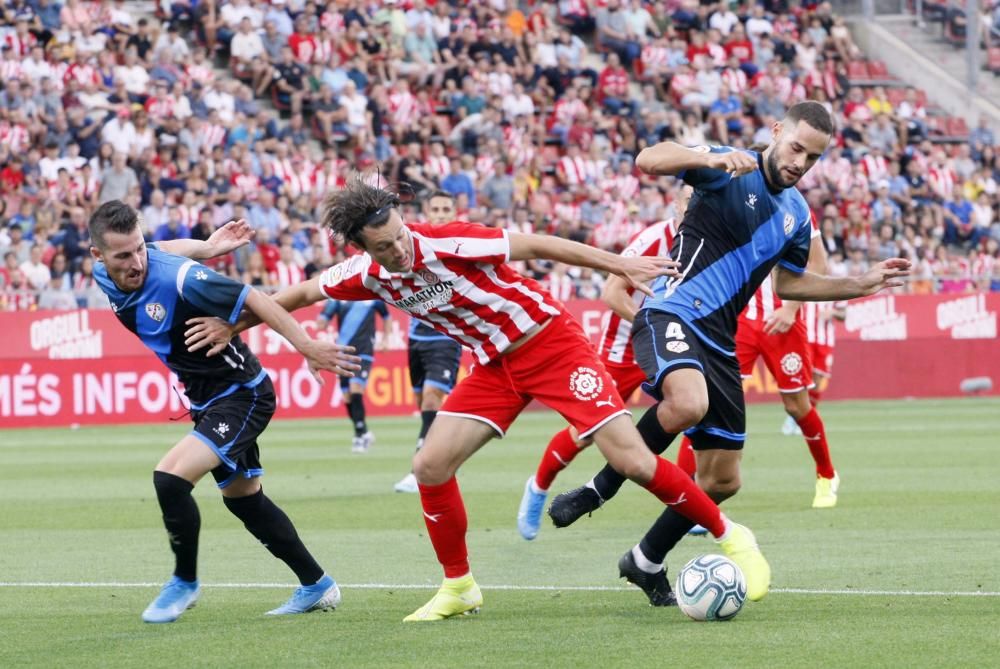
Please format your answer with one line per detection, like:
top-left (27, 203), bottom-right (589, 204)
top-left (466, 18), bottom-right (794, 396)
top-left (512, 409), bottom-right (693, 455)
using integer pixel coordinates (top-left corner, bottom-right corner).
top-left (548, 102), bottom-right (910, 606)
top-left (394, 191), bottom-right (463, 493)
top-left (316, 297), bottom-right (391, 452)
top-left (88, 201), bottom-right (359, 623)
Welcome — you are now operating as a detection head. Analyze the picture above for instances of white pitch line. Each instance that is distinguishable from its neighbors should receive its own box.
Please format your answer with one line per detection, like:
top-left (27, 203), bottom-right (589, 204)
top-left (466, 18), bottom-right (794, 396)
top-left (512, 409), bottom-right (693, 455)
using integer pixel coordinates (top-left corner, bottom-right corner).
top-left (0, 582), bottom-right (997, 597)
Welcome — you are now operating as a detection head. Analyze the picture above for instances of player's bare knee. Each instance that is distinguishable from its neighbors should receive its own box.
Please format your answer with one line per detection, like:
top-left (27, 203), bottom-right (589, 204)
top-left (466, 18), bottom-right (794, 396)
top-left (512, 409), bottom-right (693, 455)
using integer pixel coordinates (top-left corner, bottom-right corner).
top-left (411, 450), bottom-right (452, 486)
top-left (655, 396), bottom-right (707, 432)
top-left (782, 392), bottom-right (811, 420)
top-left (698, 474), bottom-right (741, 501)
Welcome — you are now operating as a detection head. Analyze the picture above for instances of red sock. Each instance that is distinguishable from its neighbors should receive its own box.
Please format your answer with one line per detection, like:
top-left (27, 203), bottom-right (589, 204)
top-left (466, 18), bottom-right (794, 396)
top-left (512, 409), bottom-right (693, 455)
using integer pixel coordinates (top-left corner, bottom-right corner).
top-left (642, 457), bottom-right (726, 537)
top-left (675, 435), bottom-right (697, 477)
top-left (534, 428), bottom-right (581, 491)
top-left (808, 386), bottom-right (822, 406)
top-left (796, 407), bottom-right (836, 479)
top-left (417, 477), bottom-right (469, 578)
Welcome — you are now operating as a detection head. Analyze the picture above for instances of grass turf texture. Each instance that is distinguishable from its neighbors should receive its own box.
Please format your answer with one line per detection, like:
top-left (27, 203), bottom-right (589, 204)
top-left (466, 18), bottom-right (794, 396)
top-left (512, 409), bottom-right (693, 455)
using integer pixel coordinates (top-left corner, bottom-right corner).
top-left (1, 398), bottom-right (998, 668)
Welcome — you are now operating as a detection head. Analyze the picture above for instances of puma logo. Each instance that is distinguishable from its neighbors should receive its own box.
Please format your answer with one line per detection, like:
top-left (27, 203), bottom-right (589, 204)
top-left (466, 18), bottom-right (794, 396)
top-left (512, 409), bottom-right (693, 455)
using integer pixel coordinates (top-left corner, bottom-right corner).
top-left (423, 512), bottom-right (442, 523)
top-left (453, 242), bottom-right (465, 254)
top-left (595, 395), bottom-right (616, 408)
top-left (804, 434), bottom-right (822, 442)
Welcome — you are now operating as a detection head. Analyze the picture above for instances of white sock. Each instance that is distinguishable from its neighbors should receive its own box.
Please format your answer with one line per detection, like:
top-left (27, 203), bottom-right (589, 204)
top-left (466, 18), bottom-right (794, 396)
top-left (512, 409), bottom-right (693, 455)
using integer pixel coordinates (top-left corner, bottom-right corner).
top-left (631, 545), bottom-right (662, 574)
top-left (530, 476), bottom-right (547, 495)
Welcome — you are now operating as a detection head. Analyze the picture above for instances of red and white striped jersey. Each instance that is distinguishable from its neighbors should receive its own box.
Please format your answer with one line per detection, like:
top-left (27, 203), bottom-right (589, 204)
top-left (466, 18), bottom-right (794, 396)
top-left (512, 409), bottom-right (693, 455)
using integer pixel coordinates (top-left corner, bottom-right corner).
top-left (312, 166), bottom-right (338, 197)
top-left (558, 155), bottom-right (588, 186)
top-left (475, 154), bottom-right (495, 182)
top-left (641, 44), bottom-right (669, 70)
top-left (552, 98), bottom-right (586, 128)
top-left (860, 153), bottom-right (889, 185)
top-left (553, 200), bottom-right (580, 224)
top-left (199, 122), bottom-right (227, 149)
top-left (545, 272), bottom-right (574, 302)
top-left (721, 67), bottom-right (749, 96)
top-left (802, 301), bottom-right (839, 346)
top-left (388, 91), bottom-right (418, 127)
top-left (186, 63), bottom-right (214, 87)
top-left (283, 167), bottom-right (315, 199)
top-left (5, 31), bottom-right (37, 57)
top-left (0, 58), bottom-right (23, 82)
top-left (231, 172), bottom-right (261, 200)
top-left (0, 123), bottom-right (30, 154)
top-left (598, 219), bottom-right (677, 365)
top-left (271, 261), bottom-right (305, 288)
top-left (426, 154), bottom-right (450, 180)
top-left (177, 205), bottom-right (200, 229)
top-left (927, 164), bottom-right (957, 200)
top-left (742, 214), bottom-right (821, 322)
top-left (612, 173), bottom-right (640, 201)
top-left (319, 221), bottom-right (562, 364)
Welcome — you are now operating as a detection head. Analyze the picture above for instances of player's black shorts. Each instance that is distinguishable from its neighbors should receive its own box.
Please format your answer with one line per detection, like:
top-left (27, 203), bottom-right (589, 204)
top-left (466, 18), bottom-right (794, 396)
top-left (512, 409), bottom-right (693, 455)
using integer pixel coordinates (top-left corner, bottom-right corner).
top-left (191, 375), bottom-right (276, 488)
top-left (409, 339), bottom-right (462, 393)
top-left (631, 309), bottom-right (746, 451)
top-left (340, 356), bottom-right (374, 389)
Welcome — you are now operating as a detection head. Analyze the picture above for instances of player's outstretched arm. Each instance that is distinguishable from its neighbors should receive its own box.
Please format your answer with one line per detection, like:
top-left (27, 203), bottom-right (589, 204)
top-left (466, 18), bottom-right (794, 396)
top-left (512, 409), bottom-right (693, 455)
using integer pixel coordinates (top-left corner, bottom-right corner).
top-left (601, 274), bottom-right (638, 322)
top-left (774, 258), bottom-right (911, 302)
top-left (636, 141), bottom-right (757, 177)
top-left (509, 232), bottom-right (678, 297)
top-left (157, 219), bottom-right (255, 259)
top-left (242, 288), bottom-right (360, 383)
top-left (186, 277), bottom-right (328, 355)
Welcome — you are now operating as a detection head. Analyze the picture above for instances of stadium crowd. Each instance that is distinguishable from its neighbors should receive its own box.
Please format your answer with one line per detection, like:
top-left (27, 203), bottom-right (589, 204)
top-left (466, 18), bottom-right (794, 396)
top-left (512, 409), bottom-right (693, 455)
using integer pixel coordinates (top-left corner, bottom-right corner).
top-left (2, 0), bottom-right (1000, 313)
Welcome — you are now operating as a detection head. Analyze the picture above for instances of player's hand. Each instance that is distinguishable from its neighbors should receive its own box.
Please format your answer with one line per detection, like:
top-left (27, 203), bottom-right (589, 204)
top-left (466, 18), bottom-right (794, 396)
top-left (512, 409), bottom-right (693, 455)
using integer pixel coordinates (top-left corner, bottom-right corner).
top-left (857, 258), bottom-right (911, 295)
top-left (206, 219), bottom-right (255, 256)
top-left (302, 340), bottom-right (361, 384)
top-left (763, 304), bottom-right (798, 336)
top-left (616, 256), bottom-right (680, 297)
top-left (184, 316), bottom-right (237, 357)
top-left (707, 150), bottom-right (758, 178)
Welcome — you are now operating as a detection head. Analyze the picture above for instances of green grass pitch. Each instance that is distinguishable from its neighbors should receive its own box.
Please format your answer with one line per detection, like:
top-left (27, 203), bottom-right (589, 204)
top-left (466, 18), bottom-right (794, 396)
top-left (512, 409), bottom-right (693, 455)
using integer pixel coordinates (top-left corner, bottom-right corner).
top-left (1, 398), bottom-right (998, 668)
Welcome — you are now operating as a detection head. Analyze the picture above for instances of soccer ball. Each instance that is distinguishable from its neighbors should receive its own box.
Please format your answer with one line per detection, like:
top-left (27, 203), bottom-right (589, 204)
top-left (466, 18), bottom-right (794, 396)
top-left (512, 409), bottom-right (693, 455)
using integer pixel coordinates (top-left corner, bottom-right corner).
top-left (675, 554), bottom-right (747, 621)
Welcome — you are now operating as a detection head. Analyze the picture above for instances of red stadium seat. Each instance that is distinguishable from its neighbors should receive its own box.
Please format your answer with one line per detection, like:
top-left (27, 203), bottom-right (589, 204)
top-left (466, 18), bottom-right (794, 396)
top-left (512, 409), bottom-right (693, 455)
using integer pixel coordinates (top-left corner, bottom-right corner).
top-left (945, 116), bottom-right (969, 137)
top-left (846, 60), bottom-right (870, 82)
top-left (867, 60), bottom-right (889, 79)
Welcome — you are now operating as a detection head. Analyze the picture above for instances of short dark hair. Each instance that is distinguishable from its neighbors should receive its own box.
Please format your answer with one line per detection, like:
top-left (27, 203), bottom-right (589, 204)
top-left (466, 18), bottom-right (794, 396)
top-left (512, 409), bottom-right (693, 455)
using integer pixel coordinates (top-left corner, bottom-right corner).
top-left (784, 101), bottom-right (834, 135)
top-left (320, 175), bottom-right (400, 248)
top-left (89, 200), bottom-right (140, 249)
top-left (424, 190), bottom-right (454, 203)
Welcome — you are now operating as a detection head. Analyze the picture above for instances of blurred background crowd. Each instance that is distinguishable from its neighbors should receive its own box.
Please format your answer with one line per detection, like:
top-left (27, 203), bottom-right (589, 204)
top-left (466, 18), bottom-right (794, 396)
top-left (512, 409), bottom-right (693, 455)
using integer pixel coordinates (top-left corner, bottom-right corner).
top-left (2, 0), bottom-right (1000, 313)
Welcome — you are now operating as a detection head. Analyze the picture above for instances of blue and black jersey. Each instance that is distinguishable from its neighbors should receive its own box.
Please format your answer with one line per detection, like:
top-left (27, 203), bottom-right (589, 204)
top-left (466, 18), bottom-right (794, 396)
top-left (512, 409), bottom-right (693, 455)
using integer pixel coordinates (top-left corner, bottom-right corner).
top-left (94, 244), bottom-right (264, 406)
top-left (407, 317), bottom-right (452, 343)
top-left (319, 299), bottom-right (389, 359)
top-left (643, 147), bottom-right (812, 354)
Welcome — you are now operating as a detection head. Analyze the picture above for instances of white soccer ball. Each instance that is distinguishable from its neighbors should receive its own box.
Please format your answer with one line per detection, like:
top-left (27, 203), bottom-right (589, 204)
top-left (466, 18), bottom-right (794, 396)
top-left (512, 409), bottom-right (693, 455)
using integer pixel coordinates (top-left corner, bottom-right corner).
top-left (675, 554), bottom-right (747, 621)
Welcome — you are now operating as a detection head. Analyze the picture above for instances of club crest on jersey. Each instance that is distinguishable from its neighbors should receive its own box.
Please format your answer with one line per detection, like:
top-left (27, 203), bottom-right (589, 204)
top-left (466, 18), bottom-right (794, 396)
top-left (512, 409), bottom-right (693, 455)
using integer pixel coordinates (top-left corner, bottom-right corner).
top-left (666, 340), bottom-right (690, 353)
top-left (780, 352), bottom-right (803, 375)
top-left (145, 303), bottom-right (166, 322)
top-left (569, 366), bottom-right (604, 401)
top-left (419, 269), bottom-right (439, 284)
top-left (783, 213), bottom-right (795, 236)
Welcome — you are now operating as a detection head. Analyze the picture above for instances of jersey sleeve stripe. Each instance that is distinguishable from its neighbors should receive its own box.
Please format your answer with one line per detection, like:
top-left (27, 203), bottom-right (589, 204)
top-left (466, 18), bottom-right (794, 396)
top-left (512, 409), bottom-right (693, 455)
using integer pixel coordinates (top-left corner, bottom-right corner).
top-left (175, 259), bottom-right (196, 296)
top-left (228, 284), bottom-right (251, 325)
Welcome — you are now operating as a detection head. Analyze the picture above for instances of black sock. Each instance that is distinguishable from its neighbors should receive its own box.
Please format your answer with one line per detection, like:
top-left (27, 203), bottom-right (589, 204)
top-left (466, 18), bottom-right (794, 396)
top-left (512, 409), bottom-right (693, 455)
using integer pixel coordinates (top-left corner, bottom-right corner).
top-left (223, 489), bottom-right (324, 586)
top-left (591, 405), bottom-right (678, 500)
top-left (152, 471), bottom-right (200, 583)
top-left (347, 393), bottom-right (367, 437)
top-left (418, 409), bottom-right (437, 441)
top-left (638, 508), bottom-right (696, 567)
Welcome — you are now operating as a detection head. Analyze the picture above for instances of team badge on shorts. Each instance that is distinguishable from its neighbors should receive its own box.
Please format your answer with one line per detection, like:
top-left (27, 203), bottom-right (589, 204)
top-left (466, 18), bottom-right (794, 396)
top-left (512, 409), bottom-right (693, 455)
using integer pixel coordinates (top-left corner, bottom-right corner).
top-left (783, 213), bottom-right (795, 236)
top-left (145, 303), bottom-right (166, 322)
top-left (666, 340), bottom-right (690, 353)
top-left (569, 366), bottom-right (604, 401)
top-left (780, 352), bottom-right (803, 375)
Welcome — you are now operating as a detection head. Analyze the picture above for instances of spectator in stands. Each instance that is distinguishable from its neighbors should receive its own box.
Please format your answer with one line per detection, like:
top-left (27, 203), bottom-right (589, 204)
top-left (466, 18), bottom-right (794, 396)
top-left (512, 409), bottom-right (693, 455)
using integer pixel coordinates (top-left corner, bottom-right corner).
top-left (970, 116), bottom-right (996, 162)
top-left (596, 0), bottom-right (641, 67)
top-left (19, 243), bottom-right (50, 290)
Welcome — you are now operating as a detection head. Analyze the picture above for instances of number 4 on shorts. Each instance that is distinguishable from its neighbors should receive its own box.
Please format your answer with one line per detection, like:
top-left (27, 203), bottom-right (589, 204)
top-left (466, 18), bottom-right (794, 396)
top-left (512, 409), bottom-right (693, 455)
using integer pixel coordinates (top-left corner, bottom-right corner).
top-left (665, 322), bottom-right (686, 340)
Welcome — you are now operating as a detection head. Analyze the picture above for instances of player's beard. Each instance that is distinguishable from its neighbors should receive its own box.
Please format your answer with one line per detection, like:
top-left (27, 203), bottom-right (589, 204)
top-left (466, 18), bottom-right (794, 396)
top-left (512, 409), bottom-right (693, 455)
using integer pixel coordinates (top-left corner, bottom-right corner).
top-left (765, 149), bottom-right (792, 190)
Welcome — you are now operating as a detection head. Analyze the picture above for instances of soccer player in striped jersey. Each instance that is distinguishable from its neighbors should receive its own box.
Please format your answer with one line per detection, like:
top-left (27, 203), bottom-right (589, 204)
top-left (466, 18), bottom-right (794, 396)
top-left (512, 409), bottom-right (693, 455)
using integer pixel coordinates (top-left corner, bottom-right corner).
top-left (185, 176), bottom-right (773, 621)
top-left (516, 186), bottom-right (690, 542)
top-left (394, 191), bottom-right (465, 493)
top-left (547, 102), bottom-right (909, 606)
